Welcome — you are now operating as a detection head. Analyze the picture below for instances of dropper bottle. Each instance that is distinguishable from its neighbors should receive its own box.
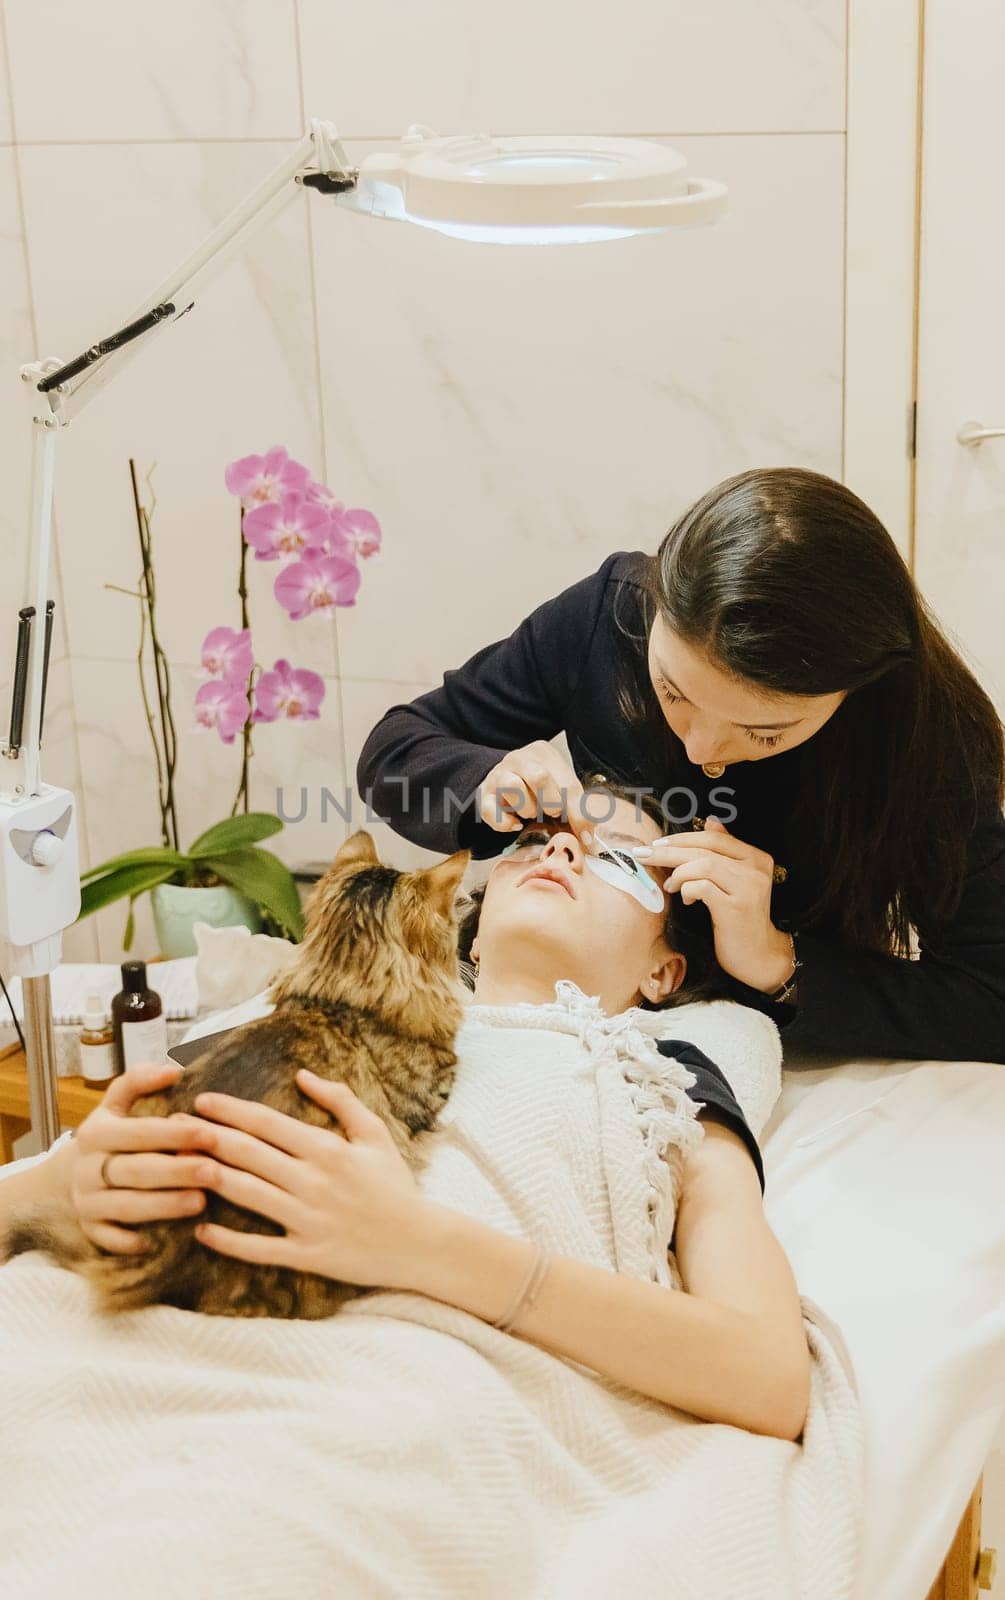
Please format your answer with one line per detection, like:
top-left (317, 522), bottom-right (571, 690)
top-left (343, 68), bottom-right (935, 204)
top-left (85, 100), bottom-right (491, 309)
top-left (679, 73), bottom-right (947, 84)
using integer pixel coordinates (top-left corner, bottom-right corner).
top-left (79, 994), bottom-right (117, 1088)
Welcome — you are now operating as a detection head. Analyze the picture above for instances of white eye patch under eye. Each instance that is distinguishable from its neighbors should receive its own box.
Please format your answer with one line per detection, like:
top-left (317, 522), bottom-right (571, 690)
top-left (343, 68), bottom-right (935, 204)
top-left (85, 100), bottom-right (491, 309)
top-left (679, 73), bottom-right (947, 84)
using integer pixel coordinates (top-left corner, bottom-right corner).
top-left (584, 854), bottom-right (665, 913)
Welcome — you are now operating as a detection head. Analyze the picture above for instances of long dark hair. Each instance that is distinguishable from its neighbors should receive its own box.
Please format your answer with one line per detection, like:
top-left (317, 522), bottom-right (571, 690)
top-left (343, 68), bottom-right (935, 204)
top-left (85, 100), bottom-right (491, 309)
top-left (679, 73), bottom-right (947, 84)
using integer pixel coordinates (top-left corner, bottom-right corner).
top-left (617, 467), bottom-right (1004, 958)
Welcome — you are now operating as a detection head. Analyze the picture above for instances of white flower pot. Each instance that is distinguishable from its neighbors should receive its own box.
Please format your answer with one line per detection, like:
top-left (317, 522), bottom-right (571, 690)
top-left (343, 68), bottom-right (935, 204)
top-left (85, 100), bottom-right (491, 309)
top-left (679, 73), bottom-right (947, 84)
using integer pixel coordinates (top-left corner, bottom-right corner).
top-left (151, 882), bottom-right (262, 959)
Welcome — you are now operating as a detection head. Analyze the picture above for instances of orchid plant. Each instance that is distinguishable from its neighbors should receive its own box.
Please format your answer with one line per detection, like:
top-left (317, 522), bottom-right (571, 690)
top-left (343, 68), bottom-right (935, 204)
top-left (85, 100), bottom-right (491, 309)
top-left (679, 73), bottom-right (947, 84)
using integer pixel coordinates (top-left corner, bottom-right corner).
top-left (196, 446), bottom-right (378, 815)
top-left (79, 448), bottom-right (380, 948)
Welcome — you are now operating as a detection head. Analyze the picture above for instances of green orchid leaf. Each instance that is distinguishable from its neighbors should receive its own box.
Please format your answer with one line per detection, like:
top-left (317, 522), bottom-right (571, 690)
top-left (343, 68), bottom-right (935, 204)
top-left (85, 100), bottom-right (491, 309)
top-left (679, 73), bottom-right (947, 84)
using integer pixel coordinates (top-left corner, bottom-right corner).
top-left (80, 846), bottom-right (188, 883)
top-left (187, 813), bottom-right (284, 859)
top-left (78, 862), bottom-right (179, 919)
top-left (200, 847), bottom-right (304, 941)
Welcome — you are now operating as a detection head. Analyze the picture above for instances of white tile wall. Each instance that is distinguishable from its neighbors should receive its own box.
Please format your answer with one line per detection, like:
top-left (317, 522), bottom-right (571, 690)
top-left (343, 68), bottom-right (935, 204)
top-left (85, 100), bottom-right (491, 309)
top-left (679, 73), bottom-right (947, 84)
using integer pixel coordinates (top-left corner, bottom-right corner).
top-left (314, 132), bottom-right (844, 686)
top-left (0, 11), bottom-right (11, 145)
top-left (0, 2), bottom-right (846, 967)
top-left (17, 139), bottom-right (331, 676)
top-left (298, 0), bottom-right (846, 136)
top-left (340, 676), bottom-right (444, 870)
top-left (4, 1), bottom-right (303, 142)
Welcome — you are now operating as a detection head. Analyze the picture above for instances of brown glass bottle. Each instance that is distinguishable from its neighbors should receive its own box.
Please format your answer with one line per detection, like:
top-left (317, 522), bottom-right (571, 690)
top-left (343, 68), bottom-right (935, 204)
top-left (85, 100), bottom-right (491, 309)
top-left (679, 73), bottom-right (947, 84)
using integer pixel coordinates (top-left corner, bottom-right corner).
top-left (111, 960), bottom-right (168, 1072)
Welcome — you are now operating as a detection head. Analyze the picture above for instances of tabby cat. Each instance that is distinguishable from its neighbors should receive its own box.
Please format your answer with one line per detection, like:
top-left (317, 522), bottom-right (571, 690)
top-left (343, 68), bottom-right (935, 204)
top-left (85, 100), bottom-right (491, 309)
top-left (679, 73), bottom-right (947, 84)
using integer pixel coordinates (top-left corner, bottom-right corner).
top-left (1, 830), bottom-right (470, 1320)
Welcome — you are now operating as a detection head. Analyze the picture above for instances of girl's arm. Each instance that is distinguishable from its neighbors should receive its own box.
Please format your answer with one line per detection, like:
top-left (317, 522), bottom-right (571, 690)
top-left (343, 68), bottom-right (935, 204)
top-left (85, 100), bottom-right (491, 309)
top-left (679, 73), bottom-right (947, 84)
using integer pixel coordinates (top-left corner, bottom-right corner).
top-left (1, 1064), bottom-right (223, 1255)
top-left (408, 1121), bottom-right (811, 1441)
top-left (0, 1137), bottom-right (72, 1223)
top-left (188, 1078), bottom-right (807, 1438)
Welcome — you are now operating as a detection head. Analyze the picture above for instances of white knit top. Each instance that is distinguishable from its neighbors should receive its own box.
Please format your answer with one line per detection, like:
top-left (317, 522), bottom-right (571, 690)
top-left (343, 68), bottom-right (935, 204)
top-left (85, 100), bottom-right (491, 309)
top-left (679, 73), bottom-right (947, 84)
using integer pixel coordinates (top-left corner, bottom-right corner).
top-left (412, 981), bottom-right (781, 1290)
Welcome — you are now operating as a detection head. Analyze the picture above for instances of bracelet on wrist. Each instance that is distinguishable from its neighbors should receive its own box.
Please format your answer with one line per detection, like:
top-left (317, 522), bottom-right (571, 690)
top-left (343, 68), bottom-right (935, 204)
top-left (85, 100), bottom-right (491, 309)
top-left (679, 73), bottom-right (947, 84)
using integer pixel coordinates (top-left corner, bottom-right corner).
top-left (764, 931), bottom-right (802, 1005)
top-left (492, 1243), bottom-right (552, 1334)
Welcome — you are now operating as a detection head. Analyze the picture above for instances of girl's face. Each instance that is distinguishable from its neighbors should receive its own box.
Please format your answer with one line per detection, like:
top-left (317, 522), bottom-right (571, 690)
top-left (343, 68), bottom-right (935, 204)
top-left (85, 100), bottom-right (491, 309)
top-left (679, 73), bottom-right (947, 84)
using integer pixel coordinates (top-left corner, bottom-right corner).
top-left (648, 615), bottom-right (846, 769)
top-left (472, 798), bottom-right (687, 1013)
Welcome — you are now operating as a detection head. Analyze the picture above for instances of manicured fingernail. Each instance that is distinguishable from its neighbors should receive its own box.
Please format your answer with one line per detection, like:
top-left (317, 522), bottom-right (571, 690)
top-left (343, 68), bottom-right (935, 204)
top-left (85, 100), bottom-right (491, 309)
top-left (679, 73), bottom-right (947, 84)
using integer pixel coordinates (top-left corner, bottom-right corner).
top-left (297, 1068), bottom-right (317, 1080)
top-left (580, 829), bottom-right (593, 846)
top-left (633, 846), bottom-right (653, 859)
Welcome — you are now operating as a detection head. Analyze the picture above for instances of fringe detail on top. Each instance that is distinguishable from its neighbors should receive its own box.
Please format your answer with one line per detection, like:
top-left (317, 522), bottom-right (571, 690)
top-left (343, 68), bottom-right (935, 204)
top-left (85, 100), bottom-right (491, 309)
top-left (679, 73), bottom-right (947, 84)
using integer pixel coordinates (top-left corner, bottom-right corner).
top-left (464, 981), bottom-right (705, 1286)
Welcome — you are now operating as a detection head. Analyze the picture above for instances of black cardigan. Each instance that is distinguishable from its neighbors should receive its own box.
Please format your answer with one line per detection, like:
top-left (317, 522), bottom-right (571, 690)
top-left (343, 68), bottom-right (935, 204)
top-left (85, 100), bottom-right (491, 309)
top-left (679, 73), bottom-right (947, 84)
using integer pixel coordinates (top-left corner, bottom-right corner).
top-left (357, 550), bottom-right (1005, 1064)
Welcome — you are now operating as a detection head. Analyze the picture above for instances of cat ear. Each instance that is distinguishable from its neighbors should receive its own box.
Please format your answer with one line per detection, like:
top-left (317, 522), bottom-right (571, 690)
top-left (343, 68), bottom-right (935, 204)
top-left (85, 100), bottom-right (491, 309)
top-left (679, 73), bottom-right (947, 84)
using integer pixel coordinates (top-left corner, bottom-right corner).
top-left (417, 849), bottom-right (471, 918)
top-left (334, 830), bottom-right (379, 868)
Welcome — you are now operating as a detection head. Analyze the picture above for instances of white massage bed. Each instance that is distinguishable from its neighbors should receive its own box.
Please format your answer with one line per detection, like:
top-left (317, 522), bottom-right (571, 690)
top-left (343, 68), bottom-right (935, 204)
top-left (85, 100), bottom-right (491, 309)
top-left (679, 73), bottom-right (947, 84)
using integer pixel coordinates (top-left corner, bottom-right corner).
top-left (2, 1022), bottom-right (1004, 1600)
top-left (761, 1045), bottom-right (1005, 1600)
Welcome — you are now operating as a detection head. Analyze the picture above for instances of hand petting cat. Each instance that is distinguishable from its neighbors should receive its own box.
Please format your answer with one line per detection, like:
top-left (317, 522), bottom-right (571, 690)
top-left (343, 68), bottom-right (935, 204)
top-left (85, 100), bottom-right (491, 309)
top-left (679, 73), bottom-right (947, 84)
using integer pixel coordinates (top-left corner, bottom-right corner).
top-left (2, 831), bottom-right (468, 1319)
top-left (188, 1069), bottom-right (432, 1290)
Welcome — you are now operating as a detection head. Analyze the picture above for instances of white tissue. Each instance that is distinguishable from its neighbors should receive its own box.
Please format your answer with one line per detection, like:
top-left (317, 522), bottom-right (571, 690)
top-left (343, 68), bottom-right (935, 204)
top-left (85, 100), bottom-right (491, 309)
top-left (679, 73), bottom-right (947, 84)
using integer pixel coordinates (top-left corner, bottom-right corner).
top-left (193, 921), bottom-right (297, 1013)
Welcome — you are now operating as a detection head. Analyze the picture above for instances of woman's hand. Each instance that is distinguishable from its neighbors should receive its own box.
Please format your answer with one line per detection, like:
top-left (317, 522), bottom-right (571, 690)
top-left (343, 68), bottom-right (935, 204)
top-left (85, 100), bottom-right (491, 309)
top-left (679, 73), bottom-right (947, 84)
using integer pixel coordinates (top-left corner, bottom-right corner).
top-left (59, 1061), bottom-right (214, 1255)
top-left (188, 1071), bottom-right (434, 1290)
top-left (479, 741), bottom-right (587, 836)
top-left (637, 817), bottom-right (795, 993)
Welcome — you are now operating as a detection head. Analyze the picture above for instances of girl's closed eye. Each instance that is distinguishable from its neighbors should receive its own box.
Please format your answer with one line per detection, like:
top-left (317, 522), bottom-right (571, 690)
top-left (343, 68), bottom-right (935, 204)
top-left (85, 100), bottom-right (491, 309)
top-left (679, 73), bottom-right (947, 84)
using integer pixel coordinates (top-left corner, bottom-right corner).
top-left (501, 828), bottom-right (553, 859)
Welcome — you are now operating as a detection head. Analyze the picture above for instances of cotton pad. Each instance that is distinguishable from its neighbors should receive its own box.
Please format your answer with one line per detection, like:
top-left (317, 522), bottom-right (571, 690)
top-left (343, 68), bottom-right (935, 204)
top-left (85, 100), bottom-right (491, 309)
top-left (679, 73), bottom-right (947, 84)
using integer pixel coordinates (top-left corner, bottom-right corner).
top-left (584, 852), bottom-right (665, 913)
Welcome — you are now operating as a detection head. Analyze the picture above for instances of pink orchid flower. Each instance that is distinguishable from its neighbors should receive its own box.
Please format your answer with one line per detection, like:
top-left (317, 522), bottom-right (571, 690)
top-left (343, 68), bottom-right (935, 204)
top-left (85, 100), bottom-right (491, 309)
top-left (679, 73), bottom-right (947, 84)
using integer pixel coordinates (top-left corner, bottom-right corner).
top-left (306, 480), bottom-right (344, 513)
top-left (252, 659), bottom-right (326, 724)
top-left (224, 446), bottom-right (311, 509)
top-left (304, 484), bottom-right (356, 556)
top-left (242, 493), bottom-right (331, 561)
top-left (199, 626), bottom-right (254, 684)
top-left (274, 552), bottom-right (361, 620)
top-left (194, 680), bottom-right (251, 744)
top-left (335, 507), bottom-right (382, 560)
top-left (319, 516), bottom-right (357, 562)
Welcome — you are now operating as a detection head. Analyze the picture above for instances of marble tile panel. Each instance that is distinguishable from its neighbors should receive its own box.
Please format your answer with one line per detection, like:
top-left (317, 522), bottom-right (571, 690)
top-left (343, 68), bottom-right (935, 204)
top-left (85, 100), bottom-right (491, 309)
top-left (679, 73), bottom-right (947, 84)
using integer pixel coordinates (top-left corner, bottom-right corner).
top-left (299, 0), bottom-right (846, 137)
top-left (312, 132), bottom-right (844, 686)
top-left (17, 141), bottom-right (336, 685)
top-left (4, 1), bottom-right (302, 143)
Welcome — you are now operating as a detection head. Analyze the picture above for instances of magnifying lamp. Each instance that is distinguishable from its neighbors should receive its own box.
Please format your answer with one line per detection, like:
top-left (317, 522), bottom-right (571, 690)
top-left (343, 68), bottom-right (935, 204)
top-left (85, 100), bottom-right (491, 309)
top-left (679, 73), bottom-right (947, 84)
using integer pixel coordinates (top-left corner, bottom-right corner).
top-left (326, 123), bottom-right (727, 243)
top-left (0, 118), bottom-right (727, 1150)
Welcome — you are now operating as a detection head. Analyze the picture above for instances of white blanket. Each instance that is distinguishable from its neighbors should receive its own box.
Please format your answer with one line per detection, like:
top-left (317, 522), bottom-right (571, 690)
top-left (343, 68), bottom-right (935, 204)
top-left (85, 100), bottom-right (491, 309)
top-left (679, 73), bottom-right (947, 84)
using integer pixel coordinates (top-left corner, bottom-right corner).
top-left (0, 985), bottom-right (864, 1600)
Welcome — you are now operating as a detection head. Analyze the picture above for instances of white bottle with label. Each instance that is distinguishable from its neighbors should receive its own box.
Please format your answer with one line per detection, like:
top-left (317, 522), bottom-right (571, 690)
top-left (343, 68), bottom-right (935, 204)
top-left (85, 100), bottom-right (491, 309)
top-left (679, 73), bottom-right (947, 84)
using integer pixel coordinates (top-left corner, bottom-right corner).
top-left (111, 960), bottom-right (168, 1071)
top-left (79, 994), bottom-right (117, 1087)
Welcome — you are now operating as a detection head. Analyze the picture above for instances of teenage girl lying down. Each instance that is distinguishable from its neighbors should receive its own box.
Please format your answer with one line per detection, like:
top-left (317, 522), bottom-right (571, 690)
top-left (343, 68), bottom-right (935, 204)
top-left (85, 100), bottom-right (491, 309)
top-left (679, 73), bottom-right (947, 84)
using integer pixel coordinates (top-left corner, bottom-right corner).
top-left (0, 790), bottom-right (862, 1600)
